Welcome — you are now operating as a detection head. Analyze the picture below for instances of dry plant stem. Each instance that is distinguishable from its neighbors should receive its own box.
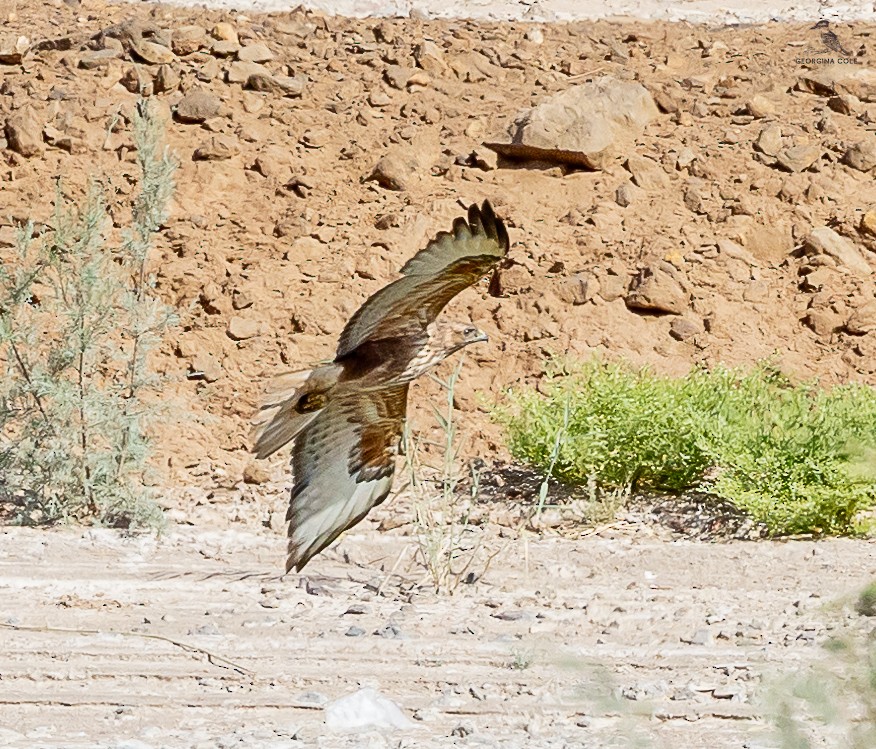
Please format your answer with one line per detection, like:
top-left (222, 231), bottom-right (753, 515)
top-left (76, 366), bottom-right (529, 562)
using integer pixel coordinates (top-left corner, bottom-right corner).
top-left (0, 621), bottom-right (253, 677)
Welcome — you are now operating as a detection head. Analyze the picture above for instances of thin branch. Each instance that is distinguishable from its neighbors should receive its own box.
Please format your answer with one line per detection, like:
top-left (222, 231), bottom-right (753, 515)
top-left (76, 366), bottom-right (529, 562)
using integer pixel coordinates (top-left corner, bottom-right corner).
top-left (0, 621), bottom-right (255, 677)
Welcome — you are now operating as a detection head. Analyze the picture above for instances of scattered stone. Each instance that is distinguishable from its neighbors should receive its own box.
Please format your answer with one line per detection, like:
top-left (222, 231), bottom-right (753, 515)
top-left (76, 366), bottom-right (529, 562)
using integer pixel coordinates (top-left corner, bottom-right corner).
top-left (194, 135), bottom-right (238, 160)
top-left (175, 89), bottom-right (221, 123)
top-left (245, 73), bottom-right (304, 97)
top-left (745, 94), bottom-right (775, 118)
top-left (803, 227), bottom-right (871, 276)
top-left (5, 107), bottom-right (44, 157)
top-left (154, 64), bottom-right (180, 93)
top-left (681, 628), bottom-right (712, 646)
top-left (860, 210), bottom-right (876, 237)
top-left (130, 39), bottom-right (174, 65)
top-left (625, 155), bottom-right (669, 190)
top-left (798, 67), bottom-right (876, 102)
top-left (324, 688), bottom-right (415, 731)
top-left (78, 49), bottom-right (121, 69)
top-left (211, 39), bottom-right (241, 57)
top-left (413, 40), bottom-right (448, 75)
top-left (171, 25), bottom-right (207, 56)
top-left (775, 144), bottom-right (821, 173)
top-left (626, 267), bottom-right (687, 314)
top-left (753, 123), bottom-right (782, 157)
top-left (804, 309), bottom-right (842, 336)
top-left (227, 60), bottom-right (269, 85)
top-left (0, 34), bottom-right (29, 64)
top-left (227, 316), bottom-right (261, 340)
top-left (211, 22), bottom-right (239, 44)
top-left (843, 140), bottom-right (876, 172)
top-left (242, 461), bottom-right (270, 484)
top-left (188, 351), bottom-right (223, 382)
top-left (669, 317), bottom-right (704, 341)
top-left (384, 65), bottom-right (431, 90)
top-left (367, 151), bottom-right (420, 191)
top-left (238, 42), bottom-right (274, 63)
top-left (846, 301), bottom-right (876, 334)
top-left (485, 76), bottom-right (659, 170)
top-left (615, 181), bottom-right (638, 207)
top-left (345, 626), bottom-right (366, 637)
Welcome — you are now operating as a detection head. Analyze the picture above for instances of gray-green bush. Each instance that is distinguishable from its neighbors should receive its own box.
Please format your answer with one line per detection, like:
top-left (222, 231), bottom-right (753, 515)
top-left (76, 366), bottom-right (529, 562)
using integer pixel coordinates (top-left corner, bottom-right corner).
top-left (497, 359), bottom-right (876, 535)
top-left (0, 100), bottom-right (176, 529)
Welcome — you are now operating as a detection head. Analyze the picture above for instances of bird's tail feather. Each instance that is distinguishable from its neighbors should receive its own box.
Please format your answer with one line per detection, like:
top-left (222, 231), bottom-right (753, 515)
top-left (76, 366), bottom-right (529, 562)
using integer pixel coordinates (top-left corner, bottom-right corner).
top-left (250, 364), bottom-right (341, 459)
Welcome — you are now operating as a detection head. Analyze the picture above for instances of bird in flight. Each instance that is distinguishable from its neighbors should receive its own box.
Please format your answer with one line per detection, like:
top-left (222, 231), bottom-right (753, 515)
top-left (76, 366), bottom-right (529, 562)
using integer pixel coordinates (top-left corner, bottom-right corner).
top-left (251, 201), bottom-right (509, 572)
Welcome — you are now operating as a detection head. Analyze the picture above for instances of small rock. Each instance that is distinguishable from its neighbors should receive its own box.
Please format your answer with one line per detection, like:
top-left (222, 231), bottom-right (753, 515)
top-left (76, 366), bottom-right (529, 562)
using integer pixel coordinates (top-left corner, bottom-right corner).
top-left (384, 65), bottom-right (431, 90)
top-left (78, 49), bottom-right (121, 69)
top-left (803, 227), bottom-right (871, 276)
top-left (745, 94), bottom-right (775, 118)
top-left (753, 123), bottom-right (782, 157)
top-left (345, 626), bottom-right (366, 637)
top-left (798, 67), bottom-right (876, 102)
top-left (626, 267), bottom-right (687, 315)
top-left (175, 89), bottom-right (221, 123)
top-left (324, 688), bottom-right (414, 731)
top-left (5, 107), bottom-right (43, 157)
top-left (211, 22), bottom-right (239, 44)
top-left (227, 60), bottom-right (269, 84)
top-left (227, 316), bottom-right (261, 340)
top-left (193, 135), bottom-right (238, 161)
top-left (0, 34), bottom-right (29, 64)
top-left (171, 25), bottom-right (207, 56)
top-left (237, 42), bottom-right (273, 63)
top-left (804, 309), bottom-right (842, 337)
top-left (211, 39), bottom-right (241, 57)
top-left (242, 461), bottom-right (271, 484)
top-left (846, 301), bottom-right (876, 334)
top-left (556, 273), bottom-right (598, 305)
top-left (367, 152), bottom-right (419, 191)
top-left (615, 181), bottom-right (638, 207)
top-left (681, 628), bottom-right (712, 646)
top-left (776, 144), bottom-right (821, 173)
top-left (245, 72), bottom-right (304, 97)
top-left (669, 317), bottom-right (704, 341)
top-left (625, 155), bottom-right (669, 190)
top-left (860, 210), bottom-right (876, 236)
top-left (413, 40), bottom-right (448, 75)
top-left (843, 140), bottom-right (876, 172)
top-left (130, 39), bottom-right (174, 65)
top-left (188, 352), bottom-right (223, 382)
top-left (154, 64), bottom-right (180, 93)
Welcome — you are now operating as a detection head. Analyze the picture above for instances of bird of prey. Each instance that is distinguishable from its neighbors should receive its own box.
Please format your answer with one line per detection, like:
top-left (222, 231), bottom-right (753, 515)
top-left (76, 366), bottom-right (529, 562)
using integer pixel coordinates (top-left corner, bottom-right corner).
top-left (251, 201), bottom-right (509, 572)
top-left (811, 20), bottom-right (853, 57)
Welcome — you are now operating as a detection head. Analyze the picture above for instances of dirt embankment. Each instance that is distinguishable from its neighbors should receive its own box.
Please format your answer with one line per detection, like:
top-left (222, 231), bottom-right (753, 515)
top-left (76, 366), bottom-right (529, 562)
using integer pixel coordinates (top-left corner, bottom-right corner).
top-left (2, 3), bottom-right (876, 505)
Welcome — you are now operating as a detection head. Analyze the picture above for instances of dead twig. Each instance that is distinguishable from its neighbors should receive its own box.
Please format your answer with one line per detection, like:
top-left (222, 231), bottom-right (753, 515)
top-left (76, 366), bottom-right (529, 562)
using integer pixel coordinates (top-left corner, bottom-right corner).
top-left (0, 621), bottom-right (255, 677)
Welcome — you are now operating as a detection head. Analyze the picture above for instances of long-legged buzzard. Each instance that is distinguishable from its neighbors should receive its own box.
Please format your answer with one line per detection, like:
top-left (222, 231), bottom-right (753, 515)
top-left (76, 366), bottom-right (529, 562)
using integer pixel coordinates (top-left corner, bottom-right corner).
top-left (251, 201), bottom-right (509, 571)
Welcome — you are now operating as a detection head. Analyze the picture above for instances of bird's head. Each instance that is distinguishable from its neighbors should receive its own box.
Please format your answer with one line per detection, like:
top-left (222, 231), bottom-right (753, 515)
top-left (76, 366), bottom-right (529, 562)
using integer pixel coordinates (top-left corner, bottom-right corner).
top-left (812, 19), bottom-right (829, 29)
top-left (431, 320), bottom-right (488, 356)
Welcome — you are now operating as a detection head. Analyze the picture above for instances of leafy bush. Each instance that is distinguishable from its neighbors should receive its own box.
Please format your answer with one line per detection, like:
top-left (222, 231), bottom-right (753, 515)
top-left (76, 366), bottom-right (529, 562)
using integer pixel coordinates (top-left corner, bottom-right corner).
top-left (0, 100), bottom-right (176, 529)
top-left (496, 359), bottom-right (876, 535)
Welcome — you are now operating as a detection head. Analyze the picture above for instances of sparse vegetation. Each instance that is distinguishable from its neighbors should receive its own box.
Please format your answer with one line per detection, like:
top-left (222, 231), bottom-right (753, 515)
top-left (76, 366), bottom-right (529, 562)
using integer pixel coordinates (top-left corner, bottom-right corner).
top-left (405, 359), bottom-right (501, 594)
top-left (497, 359), bottom-right (876, 536)
top-left (0, 100), bottom-right (176, 529)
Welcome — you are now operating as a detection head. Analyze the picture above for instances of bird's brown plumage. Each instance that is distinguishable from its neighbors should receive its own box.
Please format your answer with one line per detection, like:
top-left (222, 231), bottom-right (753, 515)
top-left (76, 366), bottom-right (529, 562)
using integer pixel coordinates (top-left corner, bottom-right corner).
top-left (251, 200), bottom-right (509, 571)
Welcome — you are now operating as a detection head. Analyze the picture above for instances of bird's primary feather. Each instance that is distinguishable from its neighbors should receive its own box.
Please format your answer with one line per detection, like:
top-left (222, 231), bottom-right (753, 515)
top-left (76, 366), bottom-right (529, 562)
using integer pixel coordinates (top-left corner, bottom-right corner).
top-left (335, 201), bottom-right (509, 357)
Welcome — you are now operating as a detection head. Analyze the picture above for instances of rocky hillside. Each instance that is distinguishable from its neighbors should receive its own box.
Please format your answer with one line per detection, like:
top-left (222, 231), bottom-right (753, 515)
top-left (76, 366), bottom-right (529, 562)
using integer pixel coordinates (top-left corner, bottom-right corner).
top-left (2, 2), bottom-right (876, 503)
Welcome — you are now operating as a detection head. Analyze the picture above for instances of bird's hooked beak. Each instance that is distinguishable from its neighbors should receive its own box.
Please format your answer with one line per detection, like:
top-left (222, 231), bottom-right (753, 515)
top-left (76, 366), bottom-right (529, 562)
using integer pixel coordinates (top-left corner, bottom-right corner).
top-left (472, 330), bottom-right (489, 344)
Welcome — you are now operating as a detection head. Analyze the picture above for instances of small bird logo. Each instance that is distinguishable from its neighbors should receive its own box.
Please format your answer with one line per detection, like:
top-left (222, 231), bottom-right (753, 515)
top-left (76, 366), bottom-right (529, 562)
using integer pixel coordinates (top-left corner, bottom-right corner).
top-left (811, 20), bottom-right (853, 57)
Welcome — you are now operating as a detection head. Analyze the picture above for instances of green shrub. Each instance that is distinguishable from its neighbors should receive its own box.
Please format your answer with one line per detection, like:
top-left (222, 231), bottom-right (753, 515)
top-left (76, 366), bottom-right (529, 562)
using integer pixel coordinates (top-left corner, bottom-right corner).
top-left (0, 100), bottom-right (176, 529)
top-left (496, 359), bottom-right (876, 535)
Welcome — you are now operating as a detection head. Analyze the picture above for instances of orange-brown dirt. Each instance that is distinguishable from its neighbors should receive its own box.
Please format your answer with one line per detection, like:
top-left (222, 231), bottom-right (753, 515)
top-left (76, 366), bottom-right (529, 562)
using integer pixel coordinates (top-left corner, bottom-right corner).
top-left (4, 3), bottom-right (876, 497)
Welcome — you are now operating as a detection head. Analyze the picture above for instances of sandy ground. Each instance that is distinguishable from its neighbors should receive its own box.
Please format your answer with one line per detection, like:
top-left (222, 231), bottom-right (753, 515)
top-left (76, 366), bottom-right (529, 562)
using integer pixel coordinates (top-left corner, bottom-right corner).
top-left (1, 523), bottom-right (874, 748)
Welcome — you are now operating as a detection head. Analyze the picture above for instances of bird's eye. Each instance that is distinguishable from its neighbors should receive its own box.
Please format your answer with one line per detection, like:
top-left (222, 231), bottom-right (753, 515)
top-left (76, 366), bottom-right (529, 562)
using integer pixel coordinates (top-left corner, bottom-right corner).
top-left (463, 326), bottom-right (477, 336)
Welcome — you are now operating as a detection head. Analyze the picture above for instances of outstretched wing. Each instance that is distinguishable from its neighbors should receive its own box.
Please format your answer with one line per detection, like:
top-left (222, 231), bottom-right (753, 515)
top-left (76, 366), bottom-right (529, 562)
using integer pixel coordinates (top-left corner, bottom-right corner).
top-left (285, 385), bottom-right (409, 572)
top-left (336, 200), bottom-right (509, 357)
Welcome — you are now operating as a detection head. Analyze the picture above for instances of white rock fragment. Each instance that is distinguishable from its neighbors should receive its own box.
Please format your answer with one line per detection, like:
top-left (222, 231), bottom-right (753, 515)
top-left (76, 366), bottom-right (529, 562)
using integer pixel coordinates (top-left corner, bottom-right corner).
top-left (324, 687), bottom-right (416, 731)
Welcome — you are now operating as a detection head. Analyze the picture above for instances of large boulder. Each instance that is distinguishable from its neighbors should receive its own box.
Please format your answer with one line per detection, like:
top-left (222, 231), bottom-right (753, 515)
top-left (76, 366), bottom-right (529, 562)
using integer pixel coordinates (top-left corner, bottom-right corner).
top-left (485, 76), bottom-right (659, 169)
